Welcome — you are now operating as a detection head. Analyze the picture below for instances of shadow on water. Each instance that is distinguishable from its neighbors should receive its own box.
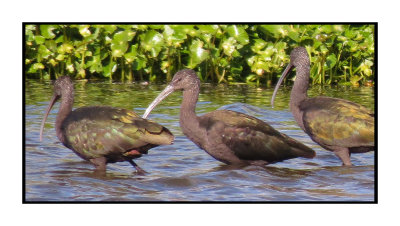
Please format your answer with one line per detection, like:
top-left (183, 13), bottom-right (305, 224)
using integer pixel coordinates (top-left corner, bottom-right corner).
top-left (25, 80), bottom-right (375, 202)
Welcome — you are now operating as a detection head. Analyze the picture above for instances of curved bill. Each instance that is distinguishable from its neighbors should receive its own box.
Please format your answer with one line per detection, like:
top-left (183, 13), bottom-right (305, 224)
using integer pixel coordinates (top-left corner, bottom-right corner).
top-left (271, 63), bottom-right (294, 108)
top-left (39, 94), bottom-right (59, 141)
top-left (143, 85), bottom-right (175, 119)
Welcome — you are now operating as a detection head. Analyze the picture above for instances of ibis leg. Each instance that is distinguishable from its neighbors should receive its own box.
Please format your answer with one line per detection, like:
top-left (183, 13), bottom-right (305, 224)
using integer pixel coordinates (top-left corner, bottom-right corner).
top-left (333, 148), bottom-right (352, 166)
top-left (90, 157), bottom-right (107, 171)
top-left (127, 159), bottom-right (147, 175)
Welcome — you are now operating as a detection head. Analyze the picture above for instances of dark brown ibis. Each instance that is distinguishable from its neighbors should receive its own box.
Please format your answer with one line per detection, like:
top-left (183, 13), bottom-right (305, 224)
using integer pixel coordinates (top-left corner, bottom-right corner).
top-left (39, 76), bottom-right (174, 173)
top-left (143, 69), bottom-right (315, 166)
top-left (271, 47), bottom-right (375, 166)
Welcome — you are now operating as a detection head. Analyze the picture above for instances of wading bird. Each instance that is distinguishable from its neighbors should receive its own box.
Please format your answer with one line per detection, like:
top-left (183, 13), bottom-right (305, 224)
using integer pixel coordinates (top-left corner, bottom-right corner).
top-left (143, 69), bottom-right (315, 166)
top-left (40, 76), bottom-right (174, 173)
top-left (271, 47), bottom-right (374, 166)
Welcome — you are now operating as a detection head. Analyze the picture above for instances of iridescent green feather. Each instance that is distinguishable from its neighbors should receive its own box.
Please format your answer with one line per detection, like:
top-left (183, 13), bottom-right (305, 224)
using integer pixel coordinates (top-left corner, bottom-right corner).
top-left (61, 106), bottom-right (173, 162)
top-left (301, 97), bottom-right (374, 147)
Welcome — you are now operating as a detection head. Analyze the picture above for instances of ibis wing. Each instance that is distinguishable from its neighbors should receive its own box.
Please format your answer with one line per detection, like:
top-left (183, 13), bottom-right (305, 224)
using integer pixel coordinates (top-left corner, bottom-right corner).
top-left (300, 97), bottom-right (374, 147)
top-left (62, 106), bottom-right (173, 159)
top-left (201, 110), bottom-right (315, 162)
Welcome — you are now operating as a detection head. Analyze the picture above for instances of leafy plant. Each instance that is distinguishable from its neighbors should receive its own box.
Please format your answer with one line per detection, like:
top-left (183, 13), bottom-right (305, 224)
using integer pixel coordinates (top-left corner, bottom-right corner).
top-left (25, 24), bottom-right (375, 86)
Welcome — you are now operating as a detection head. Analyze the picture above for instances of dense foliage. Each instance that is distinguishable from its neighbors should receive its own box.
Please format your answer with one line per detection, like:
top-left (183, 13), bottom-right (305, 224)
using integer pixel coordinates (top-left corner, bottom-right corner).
top-left (25, 24), bottom-right (375, 86)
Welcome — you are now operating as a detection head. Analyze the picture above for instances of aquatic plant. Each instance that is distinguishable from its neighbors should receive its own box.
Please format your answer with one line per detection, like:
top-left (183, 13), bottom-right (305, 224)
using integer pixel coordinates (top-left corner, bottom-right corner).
top-left (25, 24), bottom-right (375, 86)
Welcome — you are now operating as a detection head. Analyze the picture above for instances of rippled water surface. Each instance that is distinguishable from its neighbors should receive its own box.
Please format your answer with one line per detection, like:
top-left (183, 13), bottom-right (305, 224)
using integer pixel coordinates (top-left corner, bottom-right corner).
top-left (25, 79), bottom-right (375, 202)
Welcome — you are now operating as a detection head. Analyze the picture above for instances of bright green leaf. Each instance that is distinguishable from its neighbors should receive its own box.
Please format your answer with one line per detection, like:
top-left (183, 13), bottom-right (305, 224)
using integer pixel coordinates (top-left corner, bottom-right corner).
top-left (197, 25), bottom-right (219, 34)
top-left (34, 36), bottom-right (46, 45)
top-left (221, 37), bottom-right (236, 56)
top-left (141, 30), bottom-right (164, 58)
top-left (40, 25), bottom-right (57, 39)
top-left (103, 25), bottom-right (117, 34)
top-left (226, 25), bottom-right (249, 45)
top-left (78, 25), bottom-right (91, 38)
top-left (38, 45), bottom-right (52, 59)
top-left (188, 39), bottom-right (209, 68)
top-left (33, 62), bottom-right (45, 70)
top-left (111, 42), bottom-right (129, 57)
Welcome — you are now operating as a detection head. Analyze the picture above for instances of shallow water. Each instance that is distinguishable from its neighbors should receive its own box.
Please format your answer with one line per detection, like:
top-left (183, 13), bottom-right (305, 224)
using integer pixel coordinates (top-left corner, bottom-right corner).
top-left (24, 79), bottom-right (375, 202)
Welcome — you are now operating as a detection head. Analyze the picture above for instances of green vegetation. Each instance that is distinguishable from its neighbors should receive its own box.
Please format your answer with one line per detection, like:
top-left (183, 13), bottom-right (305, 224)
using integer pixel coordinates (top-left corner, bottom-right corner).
top-left (25, 24), bottom-right (374, 86)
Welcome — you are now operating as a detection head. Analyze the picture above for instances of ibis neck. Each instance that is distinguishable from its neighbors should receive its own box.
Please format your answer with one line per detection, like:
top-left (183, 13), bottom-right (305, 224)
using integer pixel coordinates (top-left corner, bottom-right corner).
top-left (290, 65), bottom-right (310, 130)
top-left (56, 92), bottom-right (74, 143)
top-left (180, 85), bottom-right (201, 137)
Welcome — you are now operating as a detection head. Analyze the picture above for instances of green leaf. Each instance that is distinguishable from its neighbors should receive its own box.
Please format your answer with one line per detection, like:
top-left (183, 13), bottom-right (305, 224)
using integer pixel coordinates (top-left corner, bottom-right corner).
top-left (360, 59), bottom-right (373, 76)
top-left (134, 25), bottom-right (148, 31)
top-left (56, 54), bottom-right (65, 61)
top-left (103, 25), bottom-right (117, 34)
top-left (226, 25), bottom-right (249, 45)
top-left (320, 25), bottom-right (333, 34)
top-left (260, 45), bottom-right (274, 59)
top-left (66, 63), bottom-right (75, 73)
top-left (113, 30), bottom-right (135, 43)
top-left (171, 25), bottom-right (196, 36)
top-left (103, 60), bottom-right (116, 77)
top-left (124, 44), bottom-right (138, 63)
top-left (132, 56), bottom-right (147, 70)
top-left (38, 45), bottom-right (52, 59)
top-left (78, 25), bottom-right (91, 38)
top-left (251, 39), bottom-right (267, 53)
top-left (87, 55), bottom-right (103, 73)
top-left (313, 40), bottom-right (322, 50)
top-left (149, 25), bottom-right (163, 29)
top-left (57, 43), bottom-right (74, 54)
top-left (111, 42), bottom-right (129, 58)
top-left (40, 25), bottom-right (57, 39)
top-left (221, 37), bottom-right (236, 56)
top-left (231, 66), bottom-right (243, 75)
top-left (141, 30), bottom-right (164, 58)
top-left (188, 39), bottom-right (209, 68)
top-left (33, 62), bottom-right (45, 70)
top-left (275, 41), bottom-right (287, 51)
top-left (45, 40), bottom-right (57, 52)
top-left (197, 25), bottom-right (219, 34)
top-left (163, 25), bottom-right (188, 47)
top-left (34, 36), bottom-right (46, 45)
top-left (287, 30), bottom-right (300, 42)
top-left (319, 44), bottom-right (328, 54)
top-left (55, 35), bottom-right (65, 43)
top-left (117, 25), bottom-right (136, 30)
top-left (259, 25), bottom-right (287, 38)
top-left (246, 74), bottom-right (257, 83)
top-left (326, 54), bottom-right (337, 69)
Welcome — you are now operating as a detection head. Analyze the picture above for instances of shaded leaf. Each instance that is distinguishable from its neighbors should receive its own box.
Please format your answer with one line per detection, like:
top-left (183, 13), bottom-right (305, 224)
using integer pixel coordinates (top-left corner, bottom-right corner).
top-left (103, 60), bottom-right (116, 77)
top-left (326, 54), bottom-right (337, 69)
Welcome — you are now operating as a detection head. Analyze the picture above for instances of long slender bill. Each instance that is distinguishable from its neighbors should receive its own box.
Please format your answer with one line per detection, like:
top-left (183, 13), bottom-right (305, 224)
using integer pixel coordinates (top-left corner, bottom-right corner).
top-left (271, 63), bottom-right (294, 108)
top-left (39, 95), bottom-right (58, 141)
top-left (143, 85), bottom-right (175, 119)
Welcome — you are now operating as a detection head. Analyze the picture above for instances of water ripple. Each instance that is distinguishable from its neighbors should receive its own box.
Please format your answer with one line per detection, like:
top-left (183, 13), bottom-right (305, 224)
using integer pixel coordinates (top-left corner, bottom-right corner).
top-left (25, 80), bottom-right (375, 202)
